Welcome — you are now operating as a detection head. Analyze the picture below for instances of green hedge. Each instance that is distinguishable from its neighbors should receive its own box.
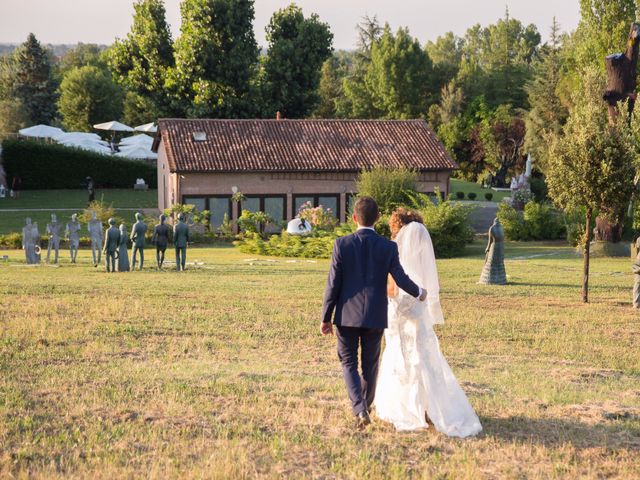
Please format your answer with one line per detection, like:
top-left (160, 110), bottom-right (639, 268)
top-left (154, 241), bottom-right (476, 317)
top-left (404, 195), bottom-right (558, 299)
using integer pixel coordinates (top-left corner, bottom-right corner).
top-left (1, 139), bottom-right (157, 189)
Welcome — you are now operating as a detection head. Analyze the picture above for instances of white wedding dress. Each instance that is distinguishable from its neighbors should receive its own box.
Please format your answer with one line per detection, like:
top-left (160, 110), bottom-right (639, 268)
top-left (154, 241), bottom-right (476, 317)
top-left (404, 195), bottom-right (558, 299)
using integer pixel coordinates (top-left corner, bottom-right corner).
top-left (375, 222), bottom-right (482, 436)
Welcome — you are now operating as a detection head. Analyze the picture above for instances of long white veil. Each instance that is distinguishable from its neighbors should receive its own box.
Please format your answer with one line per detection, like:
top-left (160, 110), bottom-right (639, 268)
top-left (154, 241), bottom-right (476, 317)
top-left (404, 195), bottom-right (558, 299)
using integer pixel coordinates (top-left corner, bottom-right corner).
top-left (395, 221), bottom-right (444, 325)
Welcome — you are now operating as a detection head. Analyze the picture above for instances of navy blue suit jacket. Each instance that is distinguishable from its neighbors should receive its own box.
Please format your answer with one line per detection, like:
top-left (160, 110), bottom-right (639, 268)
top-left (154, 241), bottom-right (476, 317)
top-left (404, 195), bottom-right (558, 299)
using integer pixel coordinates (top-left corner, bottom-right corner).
top-left (322, 228), bottom-right (421, 329)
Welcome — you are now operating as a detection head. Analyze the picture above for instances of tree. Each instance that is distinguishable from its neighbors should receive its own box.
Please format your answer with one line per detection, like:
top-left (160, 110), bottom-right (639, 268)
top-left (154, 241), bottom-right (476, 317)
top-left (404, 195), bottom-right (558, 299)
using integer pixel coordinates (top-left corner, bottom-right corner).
top-left (313, 57), bottom-right (340, 118)
top-left (263, 4), bottom-right (333, 118)
top-left (0, 98), bottom-right (29, 133)
top-left (169, 0), bottom-right (259, 117)
top-left (11, 33), bottom-right (57, 125)
top-left (58, 66), bottom-right (124, 132)
top-left (109, 0), bottom-right (174, 117)
top-left (546, 70), bottom-right (636, 302)
top-left (525, 18), bottom-right (569, 171)
top-left (425, 32), bottom-right (464, 95)
top-left (59, 43), bottom-right (107, 74)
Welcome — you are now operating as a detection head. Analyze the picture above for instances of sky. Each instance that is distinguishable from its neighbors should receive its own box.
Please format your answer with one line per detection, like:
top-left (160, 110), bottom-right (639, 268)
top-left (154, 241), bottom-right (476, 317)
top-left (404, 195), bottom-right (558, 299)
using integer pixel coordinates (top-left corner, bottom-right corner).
top-left (0, 0), bottom-right (580, 49)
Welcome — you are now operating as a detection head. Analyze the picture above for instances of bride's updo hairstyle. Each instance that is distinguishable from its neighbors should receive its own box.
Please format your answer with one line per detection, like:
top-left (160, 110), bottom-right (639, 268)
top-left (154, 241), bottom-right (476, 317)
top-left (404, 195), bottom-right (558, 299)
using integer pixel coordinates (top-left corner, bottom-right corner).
top-left (389, 207), bottom-right (424, 239)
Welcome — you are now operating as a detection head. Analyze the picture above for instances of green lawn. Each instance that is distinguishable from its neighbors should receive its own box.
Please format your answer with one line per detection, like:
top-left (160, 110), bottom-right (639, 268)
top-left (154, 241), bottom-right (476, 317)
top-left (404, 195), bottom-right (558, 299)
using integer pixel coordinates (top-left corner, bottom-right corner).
top-left (450, 178), bottom-right (511, 202)
top-left (0, 189), bottom-right (157, 209)
top-left (0, 242), bottom-right (639, 478)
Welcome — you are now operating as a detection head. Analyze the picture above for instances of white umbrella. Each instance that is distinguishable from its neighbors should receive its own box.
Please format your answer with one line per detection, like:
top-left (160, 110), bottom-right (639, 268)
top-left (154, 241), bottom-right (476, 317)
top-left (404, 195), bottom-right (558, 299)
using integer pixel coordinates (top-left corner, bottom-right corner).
top-left (116, 145), bottom-right (157, 160)
top-left (19, 124), bottom-right (64, 139)
top-left (55, 132), bottom-right (103, 142)
top-left (119, 134), bottom-right (154, 146)
top-left (134, 122), bottom-right (157, 133)
top-left (61, 139), bottom-right (111, 155)
top-left (93, 121), bottom-right (134, 132)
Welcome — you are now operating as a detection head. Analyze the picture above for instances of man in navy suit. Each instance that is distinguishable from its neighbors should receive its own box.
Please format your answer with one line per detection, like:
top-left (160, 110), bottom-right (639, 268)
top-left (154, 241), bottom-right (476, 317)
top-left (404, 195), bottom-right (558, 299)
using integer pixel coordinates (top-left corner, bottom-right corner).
top-left (321, 196), bottom-right (426, 428)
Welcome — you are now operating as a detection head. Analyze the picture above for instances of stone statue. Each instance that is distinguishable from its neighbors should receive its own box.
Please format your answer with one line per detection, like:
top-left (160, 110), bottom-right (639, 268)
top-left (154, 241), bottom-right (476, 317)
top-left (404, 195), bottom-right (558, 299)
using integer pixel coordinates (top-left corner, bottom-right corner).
top-left (173, 213), bottom-right (190, 271)
top-left (65, 213), bottom-right (81, 263)
top-left (103, 218), bottom-right (120, 273)
top-left (130, 212), bottom-right (148, 270)
top-left (46, 213), bottom-right (62, 264)
top-left (22, 217), bottom-right (40, 264)
top-left (632, 237), bottom-right (640, 308)
top-left (118, 224), bottom-right (130, 272)
top-left (88, 211), bottom-right (103, 267)
top-left (479, 218), bottom-right (507, 285)
top-left (152, 214), bottom-right (171, 269)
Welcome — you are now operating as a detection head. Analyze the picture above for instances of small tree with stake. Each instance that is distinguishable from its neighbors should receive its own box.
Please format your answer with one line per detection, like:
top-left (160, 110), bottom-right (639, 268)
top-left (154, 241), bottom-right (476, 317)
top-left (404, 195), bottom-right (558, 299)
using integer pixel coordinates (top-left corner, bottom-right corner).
top-left (546, 69), bottom-right (637, 302)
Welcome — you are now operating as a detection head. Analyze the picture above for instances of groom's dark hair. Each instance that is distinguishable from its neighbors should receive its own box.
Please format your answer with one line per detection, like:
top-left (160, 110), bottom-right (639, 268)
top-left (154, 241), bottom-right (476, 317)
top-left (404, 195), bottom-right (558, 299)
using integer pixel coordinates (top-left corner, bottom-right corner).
top-left (354, 196), bottom-right (379, 227)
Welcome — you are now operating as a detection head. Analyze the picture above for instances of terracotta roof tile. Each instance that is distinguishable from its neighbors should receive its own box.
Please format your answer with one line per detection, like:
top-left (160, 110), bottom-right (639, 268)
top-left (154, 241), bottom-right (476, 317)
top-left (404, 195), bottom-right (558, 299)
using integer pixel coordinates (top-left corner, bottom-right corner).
top-left (154, 119), bottom-right (457, 173)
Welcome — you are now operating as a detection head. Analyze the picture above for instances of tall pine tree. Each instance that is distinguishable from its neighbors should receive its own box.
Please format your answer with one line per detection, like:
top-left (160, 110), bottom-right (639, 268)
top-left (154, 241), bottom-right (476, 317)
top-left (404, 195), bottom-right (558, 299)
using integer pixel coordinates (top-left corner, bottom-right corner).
top-left (12, 33), bottom-right (57, 125)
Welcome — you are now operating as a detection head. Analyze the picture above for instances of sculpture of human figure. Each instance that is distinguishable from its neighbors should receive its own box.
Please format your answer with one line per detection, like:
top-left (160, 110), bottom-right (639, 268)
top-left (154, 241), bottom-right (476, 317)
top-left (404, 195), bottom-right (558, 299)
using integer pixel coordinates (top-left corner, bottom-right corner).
top-left (173, 213), bottom-right (190, 271)
top-left (46, 213), bottom-right (62, 264)
top-left (152, 214), bottom-right (171, 269)
top-left (103, 218), bottom-right (120, 273)
top-left (479, 218), bottom-right (507, 285)
top-left (65, 213), bottom-right (81, 263)
top-left (88, 211), bottom-right (103, 267)
top-left (130, 212), bottom-right (148, 270)
top-left (118, 224), bottom-right (130, 272)
top-left (632, 237), bottom-right (640, 308)
top-left (22, 217), bottom-right (40, 264)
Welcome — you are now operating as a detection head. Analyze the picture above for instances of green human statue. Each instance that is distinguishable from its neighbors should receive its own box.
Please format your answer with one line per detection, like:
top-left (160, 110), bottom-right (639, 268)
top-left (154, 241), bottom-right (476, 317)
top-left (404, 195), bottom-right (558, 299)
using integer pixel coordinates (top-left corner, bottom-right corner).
top-left (118, 224), bottom-right (130, 272)
top-left (173, 212), bottom-right (190, 272)
top-left (152, 214), bottom-right (171, 269)
top-left (479, 218), bottom-right (507, 285)
top-left (88, 211), bottom-right (103, 267)
top-left (65, 213), bottom-right (81, 263)
top-left (46, 213), bottom-right (61, 264)
top-left (632, 237), bottom-right (640, 308)
top-left (102, 218), bottom-right (120, 273)
top-left (130, 212), bottom-right (148, 270)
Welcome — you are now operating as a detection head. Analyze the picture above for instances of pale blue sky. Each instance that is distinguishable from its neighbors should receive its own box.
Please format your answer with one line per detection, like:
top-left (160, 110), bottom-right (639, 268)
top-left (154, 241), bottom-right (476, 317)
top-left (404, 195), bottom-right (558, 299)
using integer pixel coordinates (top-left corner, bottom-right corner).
top-left (0, 0), bottom-right (579, 48)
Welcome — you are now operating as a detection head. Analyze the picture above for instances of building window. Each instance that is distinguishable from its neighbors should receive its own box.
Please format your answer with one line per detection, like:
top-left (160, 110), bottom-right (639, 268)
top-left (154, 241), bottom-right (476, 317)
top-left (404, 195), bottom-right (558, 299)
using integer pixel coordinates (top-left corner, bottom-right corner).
top-left (293, 195), bottom-right (340, 218)
top-left (241, 195), bottom-right (286, 233)
top-left (182, 195), bottom-right (231, 231)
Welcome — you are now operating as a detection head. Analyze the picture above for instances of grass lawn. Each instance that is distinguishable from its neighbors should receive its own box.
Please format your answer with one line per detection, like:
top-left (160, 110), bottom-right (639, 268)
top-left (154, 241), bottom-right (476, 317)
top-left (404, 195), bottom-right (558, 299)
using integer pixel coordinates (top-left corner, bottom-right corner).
top-left (450, 178), bottom-right (511, 202)
top-left (0, 189), bottom-right (157, 210)
top-left (0, 241), bottom-right (639, 478)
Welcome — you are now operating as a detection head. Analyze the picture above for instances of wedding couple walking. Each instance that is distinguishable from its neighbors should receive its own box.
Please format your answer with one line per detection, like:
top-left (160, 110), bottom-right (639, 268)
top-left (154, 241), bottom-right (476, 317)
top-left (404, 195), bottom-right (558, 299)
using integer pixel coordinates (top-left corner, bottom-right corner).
top-left (322, 196), bottom-right (482, 436)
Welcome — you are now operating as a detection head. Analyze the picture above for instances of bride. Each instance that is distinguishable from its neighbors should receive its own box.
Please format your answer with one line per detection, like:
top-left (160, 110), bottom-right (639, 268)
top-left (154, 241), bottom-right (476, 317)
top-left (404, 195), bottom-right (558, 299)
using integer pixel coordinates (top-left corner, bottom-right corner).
top-left (375, 208), bottom-right (482, 437)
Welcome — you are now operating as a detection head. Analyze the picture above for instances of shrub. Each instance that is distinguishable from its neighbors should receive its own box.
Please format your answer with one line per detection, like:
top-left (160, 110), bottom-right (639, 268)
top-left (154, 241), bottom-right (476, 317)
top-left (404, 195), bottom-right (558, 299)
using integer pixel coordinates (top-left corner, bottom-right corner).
top-left (447, 193), bottom-right (456, 201)
top-left (485, 192), bottom-right (493, 201)
top-left (355, 166), bottom-right (418, 214)
top-left (163, 203), bottom-right (210, 228)
top-left (2, 139), bottom-right (157, 189)
top-left (236, 230), bottom-right (337, 259)
top-left (415, 195), bottom-right (475, 258)
top-left (455, 191), bottom-right (465, 200)
top-left (467, 192), bottom-right (477, 200)
top-left (498, 202), bottom-right (566, 241)
top-left (530, 175), bottom-right (548, 202)
top-left (0, 232), bottom-right (22, 249)
top-left (237, 210), bottom-right (278, 239)
top-left (298, 202), bottom-right (337, 231)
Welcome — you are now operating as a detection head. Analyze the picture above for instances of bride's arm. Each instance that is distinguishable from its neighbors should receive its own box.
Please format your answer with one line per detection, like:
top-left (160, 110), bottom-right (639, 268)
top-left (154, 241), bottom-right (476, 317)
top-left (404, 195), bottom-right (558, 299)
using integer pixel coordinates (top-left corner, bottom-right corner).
top-left (387, 274), bottom-right (398, 297)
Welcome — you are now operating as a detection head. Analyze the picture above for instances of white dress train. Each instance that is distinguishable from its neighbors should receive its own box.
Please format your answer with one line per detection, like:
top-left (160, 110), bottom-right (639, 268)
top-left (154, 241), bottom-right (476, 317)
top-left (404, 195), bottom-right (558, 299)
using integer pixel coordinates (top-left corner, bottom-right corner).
top-left (375, 222), bottom-right (482, 437)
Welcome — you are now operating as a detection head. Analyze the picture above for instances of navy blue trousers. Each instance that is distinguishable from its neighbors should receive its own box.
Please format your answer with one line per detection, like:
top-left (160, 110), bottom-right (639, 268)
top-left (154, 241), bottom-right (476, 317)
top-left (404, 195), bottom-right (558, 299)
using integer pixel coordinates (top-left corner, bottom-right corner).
top-left (336, 326), bottom-right (384, 415)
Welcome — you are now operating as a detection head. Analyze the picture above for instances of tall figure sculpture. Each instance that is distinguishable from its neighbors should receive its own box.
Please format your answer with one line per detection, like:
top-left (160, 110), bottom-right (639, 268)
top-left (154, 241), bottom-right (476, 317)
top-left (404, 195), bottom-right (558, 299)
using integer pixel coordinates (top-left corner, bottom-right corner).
top-left (103, 218), bottom-right (120, 273)
top-left (88, 211), bottom-right (103, 267)
top-left (173, 213), bottom-right (190, 271)
top-left (152, 214), bottom-right (171, 269)
top-left (65, 213), bottom-right (81, 263)
top-left (22, 217), bottom-right (40, 264)
top-left (118, 224), bottom-right (130, 272)
top-left (130, 212), bottom-right (148, 270)
top-left (46, 213), bottom-right (62, 264)
top-left (479, 218), bottom-right (507, 285)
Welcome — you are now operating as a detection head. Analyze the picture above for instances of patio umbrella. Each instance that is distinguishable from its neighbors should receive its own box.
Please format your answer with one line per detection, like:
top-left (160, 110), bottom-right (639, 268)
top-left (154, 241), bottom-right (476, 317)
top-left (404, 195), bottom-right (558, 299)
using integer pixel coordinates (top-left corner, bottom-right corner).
top-left (19, 124), bottom-right (64, 139)
top-left (116, 144), bottom-right (157, 160)
top-left (134, 122), bottom-right (157, 133)
top-left (55, 132), bottom-right (103, 143)
top-left (59, 138), bottom-right (111, 155)
top-left (93, 121), bottom-right (134, 132)
top-left (119, 134), bottom-right (154, 147)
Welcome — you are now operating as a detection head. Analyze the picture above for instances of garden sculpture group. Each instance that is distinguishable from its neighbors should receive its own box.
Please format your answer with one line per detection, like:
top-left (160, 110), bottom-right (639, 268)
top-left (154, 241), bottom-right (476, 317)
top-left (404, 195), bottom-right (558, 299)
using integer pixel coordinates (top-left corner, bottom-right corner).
top-left (27, 212), bottom-right (190, 272)
top-left (479, 218), bottom-right (507, 285)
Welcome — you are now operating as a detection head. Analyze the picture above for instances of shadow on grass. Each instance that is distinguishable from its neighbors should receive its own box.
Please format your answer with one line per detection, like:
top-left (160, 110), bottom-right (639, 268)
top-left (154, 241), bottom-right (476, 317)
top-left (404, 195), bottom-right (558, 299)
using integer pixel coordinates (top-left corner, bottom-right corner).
top-left (480, 415), bottom-right (640, 451)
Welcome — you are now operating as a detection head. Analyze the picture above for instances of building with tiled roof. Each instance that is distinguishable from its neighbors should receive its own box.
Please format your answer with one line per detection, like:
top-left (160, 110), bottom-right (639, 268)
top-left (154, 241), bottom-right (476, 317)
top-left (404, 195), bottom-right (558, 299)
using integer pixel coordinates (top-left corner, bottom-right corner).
top-left (153, 118), bottom-right (457, 228)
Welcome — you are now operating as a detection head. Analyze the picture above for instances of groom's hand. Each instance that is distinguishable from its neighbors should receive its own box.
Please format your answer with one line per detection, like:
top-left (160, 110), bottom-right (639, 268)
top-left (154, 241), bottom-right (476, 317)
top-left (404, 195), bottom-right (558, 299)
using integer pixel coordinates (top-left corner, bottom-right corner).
top-left (321, 321), bottom-right (333, 335)
top-left (418, 288), bottom-right (427, 302)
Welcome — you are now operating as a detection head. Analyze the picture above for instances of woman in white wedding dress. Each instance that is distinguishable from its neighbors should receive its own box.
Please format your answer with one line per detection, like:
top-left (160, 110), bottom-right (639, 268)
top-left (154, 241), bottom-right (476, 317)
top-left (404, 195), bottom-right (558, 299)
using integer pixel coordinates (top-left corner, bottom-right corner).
top-left (375, 209), bottom-right (482, 437)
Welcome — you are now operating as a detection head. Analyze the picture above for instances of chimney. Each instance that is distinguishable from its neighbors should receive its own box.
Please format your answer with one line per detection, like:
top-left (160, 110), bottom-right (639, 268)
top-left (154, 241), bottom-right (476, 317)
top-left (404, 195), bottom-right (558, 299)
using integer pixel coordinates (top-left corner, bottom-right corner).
top-left (276, 111), bottom-right (282, 120)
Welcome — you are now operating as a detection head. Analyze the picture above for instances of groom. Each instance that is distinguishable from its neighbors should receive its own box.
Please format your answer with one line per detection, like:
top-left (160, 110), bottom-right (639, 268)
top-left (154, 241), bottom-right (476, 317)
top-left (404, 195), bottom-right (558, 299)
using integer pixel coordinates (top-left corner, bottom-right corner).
top-left (321, 196), bottom-right (426, 428)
